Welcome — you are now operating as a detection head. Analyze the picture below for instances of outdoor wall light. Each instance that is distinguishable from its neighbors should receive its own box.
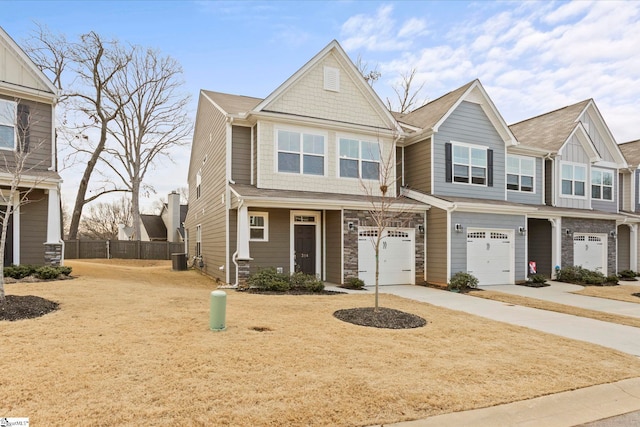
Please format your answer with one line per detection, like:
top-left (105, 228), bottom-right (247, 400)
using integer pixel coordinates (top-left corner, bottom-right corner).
top-left (348, 222), bottom-right (355, 232)
top-left (518, 226), bottom-right (526, 235)
top-left (565, 228), bottom-right (572, 236)
top-left (454, 223), bottom-right (463, 232)
top-left (610, 230), bottom-right (617, 238)
top-left (417, 224), bottom-right (425, 234)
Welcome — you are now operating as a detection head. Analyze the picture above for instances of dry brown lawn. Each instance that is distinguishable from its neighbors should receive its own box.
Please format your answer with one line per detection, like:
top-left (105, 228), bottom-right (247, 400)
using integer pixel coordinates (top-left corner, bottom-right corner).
top-left (574, 282), bottom-right (640, 304)
top-left (2, 260), bottom-right (640, 426)
top-left (471, 289), bottom-right (640, 329)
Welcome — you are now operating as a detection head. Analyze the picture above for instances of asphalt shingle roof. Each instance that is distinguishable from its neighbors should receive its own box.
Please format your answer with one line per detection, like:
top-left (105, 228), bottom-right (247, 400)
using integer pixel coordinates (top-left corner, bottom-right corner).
top-left (619, 139), bottom-right (640, 167)
top-left (201, 90), bottom-right (262, 115)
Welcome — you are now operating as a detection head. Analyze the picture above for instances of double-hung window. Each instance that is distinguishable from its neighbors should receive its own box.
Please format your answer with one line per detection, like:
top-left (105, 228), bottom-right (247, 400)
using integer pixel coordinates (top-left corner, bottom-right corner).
top-left (196, 170), bottom-right (202, 199)
top-left (195, 224), bottom-right (202, 257)
top-left (507, 156), bottom-right (535, 192)
top-left (0, 99), bottom-right (17, 150)
top-left (591, 169), bottom-right (613, 200)
top-left (249, 212), bottom-right (268, 242)
top-left (339, 138), bottom-right (380, 180)
top-left (561, 163), bottom-right (586, 197)
top-left (452, 144), bottom-right (487, 185)
top-left (277, 130), bottom-right (325, 175)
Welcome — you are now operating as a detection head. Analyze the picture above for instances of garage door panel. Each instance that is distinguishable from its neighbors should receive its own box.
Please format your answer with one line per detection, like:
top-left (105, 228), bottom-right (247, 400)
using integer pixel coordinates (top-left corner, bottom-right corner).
top-left (467, 230), bottom-right (513, 286)
top-left (358, 228), bottom-right (414, 286)
top-left (574, 234), bottom-right (606, 274)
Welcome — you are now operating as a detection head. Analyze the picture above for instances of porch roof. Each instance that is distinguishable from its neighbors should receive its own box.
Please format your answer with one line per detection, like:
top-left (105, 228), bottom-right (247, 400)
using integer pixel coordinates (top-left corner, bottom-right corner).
top-left (230, 183), bottom-right (428, 211)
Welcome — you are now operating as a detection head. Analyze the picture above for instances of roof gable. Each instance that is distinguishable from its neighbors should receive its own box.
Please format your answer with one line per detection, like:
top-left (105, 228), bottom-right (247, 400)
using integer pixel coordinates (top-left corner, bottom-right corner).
top-left (0, 26), bottom-right (57, 100)
top-left (401, 79), bottom-right (517, 145)
top-left (254, 40), bottom-right (399, 131)
top-left (578, 100), bottom-right (627, 166)
top-left (559, 124), bottom-right (601, 163)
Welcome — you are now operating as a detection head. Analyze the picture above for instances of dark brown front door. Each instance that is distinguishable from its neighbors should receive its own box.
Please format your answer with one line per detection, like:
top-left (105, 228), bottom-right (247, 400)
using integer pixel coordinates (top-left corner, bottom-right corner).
top-left (295, 225), bottom-right (315, 275)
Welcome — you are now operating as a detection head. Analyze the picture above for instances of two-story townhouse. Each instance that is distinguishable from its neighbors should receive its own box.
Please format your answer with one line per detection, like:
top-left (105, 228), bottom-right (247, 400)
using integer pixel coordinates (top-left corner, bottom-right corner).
top-left (617, 139), bottom-right (640, 273)
top-left (184, 40), bottom-right (428, 287)
top-left (399, 80), bottom-right (531, 286)
top-left (0, 27), bottom-right (63, 266)
top-left (510, 100), bottom-right (629, 278)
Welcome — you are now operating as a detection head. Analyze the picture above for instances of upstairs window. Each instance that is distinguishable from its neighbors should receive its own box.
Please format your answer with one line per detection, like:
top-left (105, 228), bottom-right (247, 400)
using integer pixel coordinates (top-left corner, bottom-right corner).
top-left (591, 169), bottom-right (613, 200)
top-left (561, 163), bottom-right (586, 197)
top-left (446, 142), bottom-right (491, 186)
top-left (507, 156), bottom-right (535, 192)
top-left (196, 170), bottom-right (202, 199)
top-left (0, 99), bottom-right (17, 150)
top-left (249, 212), bottom-right (269, 242)
top-left (195, 224), bottom-right (202, 257)
top-left (277, 130), bottom-right (325, 176)
top-left (339, 138), bottom-right (380, 180)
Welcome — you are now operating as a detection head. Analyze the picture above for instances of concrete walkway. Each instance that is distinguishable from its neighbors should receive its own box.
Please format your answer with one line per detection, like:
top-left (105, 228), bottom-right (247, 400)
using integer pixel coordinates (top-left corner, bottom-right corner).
top-left (327, 283), bottom-right (640, 426)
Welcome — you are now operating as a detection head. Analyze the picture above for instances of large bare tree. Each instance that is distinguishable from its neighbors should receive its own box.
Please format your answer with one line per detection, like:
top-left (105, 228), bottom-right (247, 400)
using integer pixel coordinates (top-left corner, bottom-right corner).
top-left (100, 48), bottom-right (191, 240)
top-left (79, 196), bottom-right (132, 240)
top-left (386, 68), bottom-right (427, 114)
top-left (24, 27), bottom-right (137, 240)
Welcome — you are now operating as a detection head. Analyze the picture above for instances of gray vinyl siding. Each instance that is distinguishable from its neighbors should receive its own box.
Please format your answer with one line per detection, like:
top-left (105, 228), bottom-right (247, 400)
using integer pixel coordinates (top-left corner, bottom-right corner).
top-left (404, 139), bottom-right (431, 193)
top-left (231, 126), bottom-right (251, 185)
top-left (248, 208), bottom-right (291, 275)
top-left (426, 207), bottom-right (447, 286)
top-left (557, 135), bottom-right (589, 210)
top-left (0, 95), bottom-right (53, 172)
top-left (252, 125), bottom-right (257, 185)
top-left (450, 212), bottom-right (527, 283)
top-left (528, 218), bottom-right (553, 277)
top-left (636, 171), bottom-right (640, 212)
top-left (506, 157), bottom-right (544, 205)
top-left (325, 210), bottom-right (342, 284)
top-left (20, 189), bottom-right (48, 264)
top-left (229, 209), bottom-right (237, 282)
top-left (433, 101), bottom-right (506, 200)
top-left (591, 166), bottom-right (617, 213)
top-left (617, 224), bottom-right (630, 272)
top-left (545, 159), bottom-right (553, 206)
top-left (184, 94), bottom-right (228, 281)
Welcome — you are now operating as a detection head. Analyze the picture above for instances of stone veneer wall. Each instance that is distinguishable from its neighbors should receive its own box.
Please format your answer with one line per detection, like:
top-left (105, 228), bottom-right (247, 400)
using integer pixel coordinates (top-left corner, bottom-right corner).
top-left (44, 243), bottom-right (62, 266)
top-left (342, 209), bottom-right (425, 284)
top-left (561, 217), bottom-right (616, 274)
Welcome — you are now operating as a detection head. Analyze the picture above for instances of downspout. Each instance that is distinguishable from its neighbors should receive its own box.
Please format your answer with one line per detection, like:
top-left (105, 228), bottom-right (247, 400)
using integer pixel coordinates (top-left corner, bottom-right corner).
top-left (232, 198), bottom-right (243, 287)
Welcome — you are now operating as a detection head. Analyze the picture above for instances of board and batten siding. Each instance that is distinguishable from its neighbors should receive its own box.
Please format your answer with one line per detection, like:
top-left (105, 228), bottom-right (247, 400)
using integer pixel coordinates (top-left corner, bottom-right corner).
top-left (231, 125), bottom-right (251, 185)
top-left (20, 189), bottom-right (48, 264)
top-left (325, 210), bottom-right (342, 284)
top-left (403, 139), bottom-right (431, 194)
top-left (426, 207), bottom-right (448, 286)
top-left (450, 212), bottom-right (527, 283)
top-left (433, 101), bottom-right (506, 200)
top-left (507, 157), bottom-right (544, 205)
top-left (557, 135), bottom-right (590, 210)
top-left (184, 95), bottom-right (228, 281)
top-left (617, 224), bottom-right (630, 272)
top-left (248, 208), bottom-right (291, 275)
top-left (581, 113), bottom-right (615, 163)
top-left (591, 166), bottom-right (618, 213)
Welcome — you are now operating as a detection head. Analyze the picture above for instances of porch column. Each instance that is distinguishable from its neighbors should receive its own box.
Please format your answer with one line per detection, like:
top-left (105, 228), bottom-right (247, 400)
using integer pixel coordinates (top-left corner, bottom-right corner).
top-left (548, 218), bottom-right (562, 279)
top-left (630, 224), bottom-right (638, 272)
top-left (237, 204), bottom-right (251, 260)
top-left (45, 185), bottom-right (63, 265)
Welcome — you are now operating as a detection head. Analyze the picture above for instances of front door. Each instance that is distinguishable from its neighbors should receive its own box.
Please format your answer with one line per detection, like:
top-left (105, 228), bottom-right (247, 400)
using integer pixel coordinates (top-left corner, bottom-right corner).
top-left (295, 225), bottom-right (315, 275)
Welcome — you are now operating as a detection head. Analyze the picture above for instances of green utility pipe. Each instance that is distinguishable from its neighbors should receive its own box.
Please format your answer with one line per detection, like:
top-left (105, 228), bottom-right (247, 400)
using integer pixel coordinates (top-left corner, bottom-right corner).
top-left (209, 290), bottom-right (227, 331)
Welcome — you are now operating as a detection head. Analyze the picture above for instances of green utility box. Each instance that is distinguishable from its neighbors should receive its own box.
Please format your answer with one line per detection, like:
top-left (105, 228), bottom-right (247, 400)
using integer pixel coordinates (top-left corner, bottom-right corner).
top-left (209, 290), bottom-right (227, 331)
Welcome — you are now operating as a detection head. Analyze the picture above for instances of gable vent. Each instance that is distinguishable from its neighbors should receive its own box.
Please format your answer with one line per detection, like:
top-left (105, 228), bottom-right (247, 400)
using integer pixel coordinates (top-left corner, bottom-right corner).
top-left (324, 66), bottom-right (340, 92)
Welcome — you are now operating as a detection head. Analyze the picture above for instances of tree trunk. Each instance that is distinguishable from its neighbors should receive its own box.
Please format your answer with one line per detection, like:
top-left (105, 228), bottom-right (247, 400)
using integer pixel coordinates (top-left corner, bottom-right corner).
top-left (0, 202), bottom-right (13, 302)
top-left (131, 177), bottom-right (141, 241)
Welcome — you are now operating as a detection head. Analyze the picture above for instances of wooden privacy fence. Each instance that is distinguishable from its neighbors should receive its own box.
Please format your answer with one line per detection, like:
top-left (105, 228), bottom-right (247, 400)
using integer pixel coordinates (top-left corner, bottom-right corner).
top-left (64, 240), bottom-right (186, 260)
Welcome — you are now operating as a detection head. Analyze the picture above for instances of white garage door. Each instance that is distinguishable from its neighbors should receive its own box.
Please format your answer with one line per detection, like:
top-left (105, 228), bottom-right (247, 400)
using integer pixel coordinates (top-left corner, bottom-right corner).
top-left (466, 229), bottom-right (513, 286)
top-left (574, 234), bottom-right (606, 275)
top-left (358, 228), bottom-right (415, 286)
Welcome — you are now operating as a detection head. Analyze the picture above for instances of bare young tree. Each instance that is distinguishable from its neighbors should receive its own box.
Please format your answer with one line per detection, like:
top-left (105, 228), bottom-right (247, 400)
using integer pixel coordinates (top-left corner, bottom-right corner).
top-left (0, 101), bottom-right (49, 301)
top-left (24, 28), bottom-right (137, 240)
top-left (386, 68), bottom-right (427, 114)
top-left (100, 48), bottom-right (191, 241)
top-left (355, 54), bottom-right (381, 86)
top-left (79, 196), bottom-right (132, 240)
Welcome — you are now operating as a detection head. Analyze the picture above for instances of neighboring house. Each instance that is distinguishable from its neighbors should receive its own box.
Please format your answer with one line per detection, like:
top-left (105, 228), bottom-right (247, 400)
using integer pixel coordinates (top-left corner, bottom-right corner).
top-left (184, 40), bottom-right (427, 286)
top-left (0, 27), bottom-right (63, 266)
top-left (509, 99), bottom-right (629, 278)
top-left (398, 80), bottom-right (530, 286)
top-left (118, 191), bottom-right (187, 242)
top-left (617, 139), bottom-right (640, 272)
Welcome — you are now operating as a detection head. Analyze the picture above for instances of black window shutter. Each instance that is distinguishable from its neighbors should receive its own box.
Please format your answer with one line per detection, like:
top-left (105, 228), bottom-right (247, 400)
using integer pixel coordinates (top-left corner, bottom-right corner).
top-left (487, 149), bottom-right (493, 187)
top-left (17, 104), bottom-right (30, 152)
top-left (445, 142), bottom-right (452, 183)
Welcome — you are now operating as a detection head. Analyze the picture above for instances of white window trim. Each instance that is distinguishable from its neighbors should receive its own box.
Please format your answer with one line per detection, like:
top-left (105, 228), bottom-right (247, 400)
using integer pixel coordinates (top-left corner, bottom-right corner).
top-left (274, 127), bottom-right (327, 176)
top-left (0, 99), bottom-right (17, 151)
top-left (560, 161), bottom-right (587, 199)
top-left (249, 211), bottom-right (269, 242)
top-left (337, 135), bottom-right (381, 181)
top-left (451, 141), bottom-right (488, 187)
top-left (591, 168), bottom-right (614, 202)
top-left (196, 169), bottom-right (202, 200)
top-left (507, 155), bottom-right (536, 193)
top-left (195, 224), bottom-right (202, 257)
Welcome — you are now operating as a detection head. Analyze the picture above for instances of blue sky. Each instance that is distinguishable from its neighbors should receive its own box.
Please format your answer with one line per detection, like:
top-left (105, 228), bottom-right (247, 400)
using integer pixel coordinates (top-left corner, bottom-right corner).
top-left (2, 0), bottom-right (639, 211)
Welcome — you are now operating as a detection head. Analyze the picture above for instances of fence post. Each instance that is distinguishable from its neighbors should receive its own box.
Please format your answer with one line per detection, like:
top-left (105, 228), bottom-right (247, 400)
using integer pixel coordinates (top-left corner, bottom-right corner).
top-left (136, 240), bottom-right (141, 259)
top-left (76, 239), bottom-right (80, 259)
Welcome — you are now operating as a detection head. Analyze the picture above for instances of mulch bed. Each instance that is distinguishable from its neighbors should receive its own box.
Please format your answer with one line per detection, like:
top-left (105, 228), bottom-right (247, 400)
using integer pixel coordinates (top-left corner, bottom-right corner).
top-left (333, 307), bottom-right (427, 329)
top-left (633, 293), bottom-right (640, 299)
top-left (517, 282), bottom-right (550, 288)
top-left (245, 289), bottom-right (345, 295)
top-left (0, 295), bottom-right (59, 321)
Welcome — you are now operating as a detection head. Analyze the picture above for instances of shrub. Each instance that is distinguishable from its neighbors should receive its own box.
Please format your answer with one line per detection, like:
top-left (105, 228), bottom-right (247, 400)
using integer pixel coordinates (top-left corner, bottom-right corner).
top-left (35, 266), bottom-right (62, 280)
top-left (290, 271), bottom-right (325, 292)
top-left (618, 270), bottom-right (637, 280)
top-left (448, 272), bottom-right (478, 292)
top-left (57, 266), bottom-right (73, 276)
top-left (343, 277), bottom-right (365, 290)
top-left (247, 268), bottom-right (290, 291)
top-left (556, 266), bottom-right (615, 286)
top-left (605, 275), bottom-right (620, 286)
top-left (527, 274), bottom-right (548, 284)
top-left (4, 264), bottom-right (37, 279)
